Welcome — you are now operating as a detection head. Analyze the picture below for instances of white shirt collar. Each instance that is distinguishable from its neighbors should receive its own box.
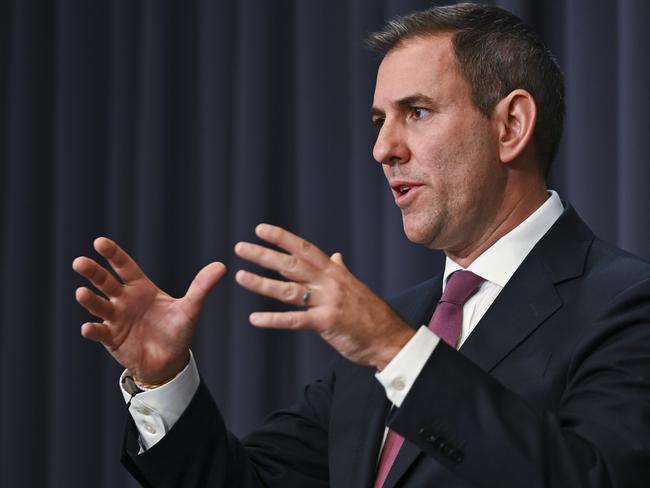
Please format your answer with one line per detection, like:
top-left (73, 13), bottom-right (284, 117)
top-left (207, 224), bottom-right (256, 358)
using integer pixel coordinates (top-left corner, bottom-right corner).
top-left (443, 190), bottom-right (564, 290)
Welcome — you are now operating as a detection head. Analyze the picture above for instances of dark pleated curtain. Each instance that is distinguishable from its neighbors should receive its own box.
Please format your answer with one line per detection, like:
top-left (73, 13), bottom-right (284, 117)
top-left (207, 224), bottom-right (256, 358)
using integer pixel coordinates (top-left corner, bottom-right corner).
top-left (1, 0), bottom-right (648, 486)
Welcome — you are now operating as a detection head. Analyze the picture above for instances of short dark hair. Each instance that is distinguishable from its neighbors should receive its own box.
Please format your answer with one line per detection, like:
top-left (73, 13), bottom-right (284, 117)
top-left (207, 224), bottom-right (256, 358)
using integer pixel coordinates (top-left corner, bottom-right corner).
top-left (366, 3), bottom-right (565, 175)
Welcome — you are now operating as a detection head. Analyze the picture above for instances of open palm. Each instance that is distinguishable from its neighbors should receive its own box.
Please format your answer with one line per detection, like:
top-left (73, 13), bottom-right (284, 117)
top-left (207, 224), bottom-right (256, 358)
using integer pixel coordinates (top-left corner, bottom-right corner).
top-left (73, 237), bottom-right (226, 384)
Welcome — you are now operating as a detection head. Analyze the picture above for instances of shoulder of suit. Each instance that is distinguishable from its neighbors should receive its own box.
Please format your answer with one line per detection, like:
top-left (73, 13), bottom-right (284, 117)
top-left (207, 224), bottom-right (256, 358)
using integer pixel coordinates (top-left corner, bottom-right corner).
top-left (586, 237), bottom-right (650, 287)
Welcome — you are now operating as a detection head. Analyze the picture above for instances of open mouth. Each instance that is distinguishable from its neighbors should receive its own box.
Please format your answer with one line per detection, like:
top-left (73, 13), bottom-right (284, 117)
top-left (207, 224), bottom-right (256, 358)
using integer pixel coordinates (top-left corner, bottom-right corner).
top-left (389, 181), bottom-right (422, 207)
top-left (391, 182), bottom-right (419, 197)
top-left (397, 185), bottom-right (411, 195)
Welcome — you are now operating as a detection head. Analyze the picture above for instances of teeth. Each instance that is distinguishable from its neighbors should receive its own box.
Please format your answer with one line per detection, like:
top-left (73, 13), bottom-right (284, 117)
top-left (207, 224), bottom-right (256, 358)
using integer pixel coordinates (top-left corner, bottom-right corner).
top-left (398, 185), bottom-right (411, 194)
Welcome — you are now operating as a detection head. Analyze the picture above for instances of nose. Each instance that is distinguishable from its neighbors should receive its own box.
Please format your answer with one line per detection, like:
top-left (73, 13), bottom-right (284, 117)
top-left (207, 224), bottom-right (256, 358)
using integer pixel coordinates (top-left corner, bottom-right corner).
top-left (372, 120), bottom-right (410, 166)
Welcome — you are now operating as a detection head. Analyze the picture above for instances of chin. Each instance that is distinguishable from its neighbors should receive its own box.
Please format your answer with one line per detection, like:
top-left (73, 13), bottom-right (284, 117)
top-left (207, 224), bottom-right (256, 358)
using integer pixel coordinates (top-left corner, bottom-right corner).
top-left (402, 221), bottom-right (440, 248)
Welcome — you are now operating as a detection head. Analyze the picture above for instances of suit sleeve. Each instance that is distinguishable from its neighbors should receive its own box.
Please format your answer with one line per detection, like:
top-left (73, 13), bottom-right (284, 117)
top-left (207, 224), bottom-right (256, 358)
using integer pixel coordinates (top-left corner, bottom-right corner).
top-left (121, 369), bottom-right (334, 488)
top-left (387, 278), bottom-right (650, 488)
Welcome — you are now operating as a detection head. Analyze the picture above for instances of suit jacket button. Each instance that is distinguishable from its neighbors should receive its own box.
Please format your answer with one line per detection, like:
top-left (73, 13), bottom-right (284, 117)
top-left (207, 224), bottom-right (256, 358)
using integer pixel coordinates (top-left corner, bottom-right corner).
top-left (418, 428), bottom-right (434, 441)
top-left (441, 443), bottom-right (454, 456)
top-left (433, 436), bottom-right (447, 450)
top-left (451, 450), bottom-right (464, 464)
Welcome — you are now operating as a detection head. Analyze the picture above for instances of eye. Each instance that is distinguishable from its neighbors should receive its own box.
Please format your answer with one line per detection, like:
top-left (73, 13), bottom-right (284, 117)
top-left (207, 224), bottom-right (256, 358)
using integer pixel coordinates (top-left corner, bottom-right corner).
top-left (371, 116), bottom-right (385, 129)
top-left (411, 107), bottom-right (429, 119)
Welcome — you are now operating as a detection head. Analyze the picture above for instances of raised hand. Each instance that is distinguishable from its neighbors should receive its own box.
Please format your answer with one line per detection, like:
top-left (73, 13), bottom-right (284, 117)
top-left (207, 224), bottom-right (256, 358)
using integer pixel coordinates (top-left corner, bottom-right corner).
top-left (234, 224), bottom-right (415, 370)
top-left (73, 237), bottom-right (226, 384)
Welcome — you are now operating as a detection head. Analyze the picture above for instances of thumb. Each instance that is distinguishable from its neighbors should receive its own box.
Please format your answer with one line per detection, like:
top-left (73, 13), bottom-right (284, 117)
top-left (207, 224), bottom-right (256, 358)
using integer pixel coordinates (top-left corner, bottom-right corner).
top-left (330, 252), bottom-right (347, 268)
top-left (183, 262), bottom-right (227, 317)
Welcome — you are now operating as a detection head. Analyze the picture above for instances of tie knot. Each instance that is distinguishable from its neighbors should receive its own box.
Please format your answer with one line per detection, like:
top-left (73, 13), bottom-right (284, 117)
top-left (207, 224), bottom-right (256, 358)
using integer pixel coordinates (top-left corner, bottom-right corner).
top-left (441, 270), bottom-right (484, 305)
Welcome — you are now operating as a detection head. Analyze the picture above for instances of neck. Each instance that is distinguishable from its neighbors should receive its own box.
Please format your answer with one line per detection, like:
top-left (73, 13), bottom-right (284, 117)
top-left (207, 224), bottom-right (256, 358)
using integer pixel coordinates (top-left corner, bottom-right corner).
top-left (445, 186), bottom-right (549, 268)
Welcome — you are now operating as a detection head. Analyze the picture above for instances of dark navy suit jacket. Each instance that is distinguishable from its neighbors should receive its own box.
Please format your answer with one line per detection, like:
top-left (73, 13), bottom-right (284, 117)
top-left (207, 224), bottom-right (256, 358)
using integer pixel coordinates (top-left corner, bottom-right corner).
top-left (122, 205), bottom-right (650, 487)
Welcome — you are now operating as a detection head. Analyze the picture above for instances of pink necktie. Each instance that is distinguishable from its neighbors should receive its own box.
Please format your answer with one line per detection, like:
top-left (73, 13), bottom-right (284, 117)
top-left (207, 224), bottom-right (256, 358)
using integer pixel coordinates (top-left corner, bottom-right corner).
top-left (373, 271), bottom-right (484, 488)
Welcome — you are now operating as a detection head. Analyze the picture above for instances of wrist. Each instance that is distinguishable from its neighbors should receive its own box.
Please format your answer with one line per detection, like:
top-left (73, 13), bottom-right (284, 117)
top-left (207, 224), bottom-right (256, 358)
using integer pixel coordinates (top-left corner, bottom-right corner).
top-left (132, 376), bottom-right (168, 390)
top-left (132, 350), bottom-right (191, 389)
top-left (373, 327), bottom-right (415, 371)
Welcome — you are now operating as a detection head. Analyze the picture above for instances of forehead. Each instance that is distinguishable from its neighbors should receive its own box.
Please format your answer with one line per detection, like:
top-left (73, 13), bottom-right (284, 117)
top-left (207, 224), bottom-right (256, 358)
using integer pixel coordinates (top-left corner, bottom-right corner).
top-left (373, 34), bottom-right (468, 107)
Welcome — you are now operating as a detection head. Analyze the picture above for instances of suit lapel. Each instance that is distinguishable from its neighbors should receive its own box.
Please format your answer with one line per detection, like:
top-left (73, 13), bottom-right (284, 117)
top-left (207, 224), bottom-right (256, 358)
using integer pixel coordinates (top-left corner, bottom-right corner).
top-left (379, 257), bottom-right (564, 488)
top-left (379, 254), bottom-right (567, 487)
top-left (460, 205), bottom-right (593, 372)
top-left (459, 254), bottom-right (561, 371)
top-left (376, 205), bottom-right (594, 486)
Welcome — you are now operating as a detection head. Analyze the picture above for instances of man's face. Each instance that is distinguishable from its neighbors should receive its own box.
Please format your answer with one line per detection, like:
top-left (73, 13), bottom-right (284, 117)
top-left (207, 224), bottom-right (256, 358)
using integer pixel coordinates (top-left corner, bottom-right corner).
top-left (372, 35), bottom-right (506, 254)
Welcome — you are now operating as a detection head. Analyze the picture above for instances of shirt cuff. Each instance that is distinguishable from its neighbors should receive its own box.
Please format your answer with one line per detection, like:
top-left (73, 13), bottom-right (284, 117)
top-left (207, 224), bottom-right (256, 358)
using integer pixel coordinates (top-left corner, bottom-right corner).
top-left (119, 351), bottom-right (200, 450)
top-left (375, 326), bottom-right (440, 407)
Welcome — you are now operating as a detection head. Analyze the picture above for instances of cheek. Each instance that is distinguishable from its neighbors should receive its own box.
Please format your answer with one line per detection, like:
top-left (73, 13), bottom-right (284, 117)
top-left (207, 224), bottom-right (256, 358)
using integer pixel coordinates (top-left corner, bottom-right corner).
top-left (412, 120), bottom-right (465, 169)
top-left (421, 141), bottom-right (489, 215)
top-left (419, 141), bottom-right (464, 187)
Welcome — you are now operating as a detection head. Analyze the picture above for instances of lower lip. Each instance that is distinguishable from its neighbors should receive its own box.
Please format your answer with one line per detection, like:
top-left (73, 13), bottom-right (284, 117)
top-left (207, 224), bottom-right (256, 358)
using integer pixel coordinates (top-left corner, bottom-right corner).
top-left (394, 185), bottom-right (423, 208)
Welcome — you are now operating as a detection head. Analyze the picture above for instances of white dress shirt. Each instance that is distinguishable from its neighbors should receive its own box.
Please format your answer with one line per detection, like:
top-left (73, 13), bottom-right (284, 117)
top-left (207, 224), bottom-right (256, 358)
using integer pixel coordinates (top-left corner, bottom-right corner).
top-left (121, 191), bottom-right (564, 450)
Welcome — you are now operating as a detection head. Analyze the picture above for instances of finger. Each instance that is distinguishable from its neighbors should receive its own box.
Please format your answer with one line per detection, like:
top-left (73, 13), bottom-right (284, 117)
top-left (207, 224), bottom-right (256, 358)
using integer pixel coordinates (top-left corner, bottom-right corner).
top-left (234, 242), bottom-right (316, 282)
top-left (330, 252), bottom-right (348, 269)
top-left (236, 270), bottom-right (312, 306)
top-left (254, 224), bottom-right (330, 269)
top-left (75, 287), bottom-right (116, 321)
top-left (93, 237), bottom-right (145, 284)
top-left (182, 262), bottom-right (227, 320)
top-left (249, 310), bottom-right (311, 329)
top-left (80, 322), bottom-right (113, 344)
top-left (72, 256), bottom-right (124, 298)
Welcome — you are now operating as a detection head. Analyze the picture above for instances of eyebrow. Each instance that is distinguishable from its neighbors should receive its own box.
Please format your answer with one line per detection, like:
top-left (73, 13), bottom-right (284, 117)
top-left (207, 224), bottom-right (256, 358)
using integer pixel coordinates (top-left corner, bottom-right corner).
top-left (371, 93), bottom-right (435, 117)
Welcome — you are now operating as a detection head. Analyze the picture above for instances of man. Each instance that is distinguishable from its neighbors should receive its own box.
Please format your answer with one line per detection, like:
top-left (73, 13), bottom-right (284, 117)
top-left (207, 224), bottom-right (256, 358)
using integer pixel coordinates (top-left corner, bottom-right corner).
top-left (73, 3), bottom-right (650, 487)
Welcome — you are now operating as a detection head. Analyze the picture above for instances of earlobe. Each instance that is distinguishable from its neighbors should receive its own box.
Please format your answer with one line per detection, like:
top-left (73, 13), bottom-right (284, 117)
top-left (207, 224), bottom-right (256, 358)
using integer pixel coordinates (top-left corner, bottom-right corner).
top-left (496, 89), bottom-right (537, 164)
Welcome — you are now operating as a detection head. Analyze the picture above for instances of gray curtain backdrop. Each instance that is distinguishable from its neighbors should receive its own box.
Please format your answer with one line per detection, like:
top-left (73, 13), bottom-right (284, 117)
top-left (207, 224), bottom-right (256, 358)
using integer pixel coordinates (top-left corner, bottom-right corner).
top-left (1, 0), bottom-right (648, 486)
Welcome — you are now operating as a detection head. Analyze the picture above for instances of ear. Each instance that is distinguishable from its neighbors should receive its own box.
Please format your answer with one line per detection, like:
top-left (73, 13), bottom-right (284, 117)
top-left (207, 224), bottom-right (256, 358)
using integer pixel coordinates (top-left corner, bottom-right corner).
top-left (493, 89), bottom-right (537, 164)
